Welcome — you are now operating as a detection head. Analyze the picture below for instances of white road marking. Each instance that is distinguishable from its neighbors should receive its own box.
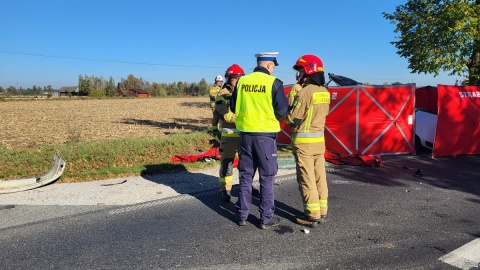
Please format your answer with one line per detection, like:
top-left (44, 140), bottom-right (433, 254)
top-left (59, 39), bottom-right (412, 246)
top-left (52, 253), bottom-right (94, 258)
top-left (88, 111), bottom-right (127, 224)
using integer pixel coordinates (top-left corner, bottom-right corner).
top-left (439, 238), bottom-right (480, 269)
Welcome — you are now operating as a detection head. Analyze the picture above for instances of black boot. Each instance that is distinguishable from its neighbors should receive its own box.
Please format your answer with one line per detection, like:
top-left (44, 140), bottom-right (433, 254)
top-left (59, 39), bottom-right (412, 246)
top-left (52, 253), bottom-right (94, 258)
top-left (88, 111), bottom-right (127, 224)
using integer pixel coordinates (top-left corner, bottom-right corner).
top-left (259, 216), bottom-right (281, 229)
top-left (295, 215), bottom-right (321, 228)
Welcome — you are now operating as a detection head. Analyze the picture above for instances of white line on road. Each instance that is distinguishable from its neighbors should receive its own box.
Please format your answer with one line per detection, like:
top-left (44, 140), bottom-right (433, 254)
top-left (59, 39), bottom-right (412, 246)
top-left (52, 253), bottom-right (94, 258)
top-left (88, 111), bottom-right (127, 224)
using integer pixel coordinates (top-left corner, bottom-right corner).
top-left (108, 175), bottom-right (294, 215)
top-left (439, 238), bottom-right (480, 269)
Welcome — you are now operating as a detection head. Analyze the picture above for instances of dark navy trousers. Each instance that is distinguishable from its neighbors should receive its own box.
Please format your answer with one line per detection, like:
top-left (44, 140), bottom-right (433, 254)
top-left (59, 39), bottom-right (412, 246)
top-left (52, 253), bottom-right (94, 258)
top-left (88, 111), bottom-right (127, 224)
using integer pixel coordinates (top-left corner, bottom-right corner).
top-left (235, 134), bottom-right (278, 224)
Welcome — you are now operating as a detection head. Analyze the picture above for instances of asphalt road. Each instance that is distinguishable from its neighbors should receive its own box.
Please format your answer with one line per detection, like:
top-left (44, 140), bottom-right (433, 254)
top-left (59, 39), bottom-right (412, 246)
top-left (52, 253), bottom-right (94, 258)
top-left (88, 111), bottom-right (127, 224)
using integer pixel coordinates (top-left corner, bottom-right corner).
top-left (1, 153), bottom-right (479, 269)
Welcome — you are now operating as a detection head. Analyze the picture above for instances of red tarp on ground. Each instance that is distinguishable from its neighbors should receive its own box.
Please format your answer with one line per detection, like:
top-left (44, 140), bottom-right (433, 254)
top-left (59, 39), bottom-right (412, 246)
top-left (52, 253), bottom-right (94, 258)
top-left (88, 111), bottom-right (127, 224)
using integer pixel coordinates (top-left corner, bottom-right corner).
top-left (171, 147), bottom-right (239, 167)
top-left (279, 84), bottom-right (416, 156)
top-left (170, 147), bottom-right (220, 163)
top-left (433, 84), bottom-right (480, 158)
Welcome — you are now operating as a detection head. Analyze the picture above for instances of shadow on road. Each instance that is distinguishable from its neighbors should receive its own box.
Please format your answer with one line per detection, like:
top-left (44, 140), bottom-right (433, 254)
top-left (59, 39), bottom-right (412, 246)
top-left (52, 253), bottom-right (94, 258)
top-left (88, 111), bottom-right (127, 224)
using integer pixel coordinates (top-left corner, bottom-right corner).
top-left (140, 152), bottom-right (480, 231)
top-left (140, 164), bottom-right (306, 229)
top-left (328, 152), bottom-right (480, 198)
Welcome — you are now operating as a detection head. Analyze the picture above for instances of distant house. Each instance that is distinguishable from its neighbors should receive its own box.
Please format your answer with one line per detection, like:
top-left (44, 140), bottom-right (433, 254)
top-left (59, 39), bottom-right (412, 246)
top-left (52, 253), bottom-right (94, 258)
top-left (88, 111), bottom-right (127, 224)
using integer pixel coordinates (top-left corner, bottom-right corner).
top-left (128, 88), bottom-right (149, 98)
top-left (59, 86), bottom-right (81, 96)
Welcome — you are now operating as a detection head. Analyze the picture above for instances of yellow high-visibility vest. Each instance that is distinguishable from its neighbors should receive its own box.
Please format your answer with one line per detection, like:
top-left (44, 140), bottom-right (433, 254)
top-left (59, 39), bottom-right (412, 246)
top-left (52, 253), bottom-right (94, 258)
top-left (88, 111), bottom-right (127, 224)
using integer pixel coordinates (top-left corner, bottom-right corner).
top-left (235, 72), bottom-right (280, 132)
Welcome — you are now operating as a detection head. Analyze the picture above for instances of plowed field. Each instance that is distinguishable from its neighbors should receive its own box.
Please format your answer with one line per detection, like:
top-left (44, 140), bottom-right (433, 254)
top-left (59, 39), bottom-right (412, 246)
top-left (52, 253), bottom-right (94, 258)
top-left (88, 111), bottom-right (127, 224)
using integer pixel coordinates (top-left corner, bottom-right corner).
top-left (1, 97), bottom-right (212, 149)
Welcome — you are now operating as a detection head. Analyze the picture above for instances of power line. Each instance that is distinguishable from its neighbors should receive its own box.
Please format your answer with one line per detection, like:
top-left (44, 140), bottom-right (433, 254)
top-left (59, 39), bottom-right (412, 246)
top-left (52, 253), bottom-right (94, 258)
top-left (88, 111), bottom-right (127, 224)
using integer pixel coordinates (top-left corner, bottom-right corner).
top-left (0, 50), bottom-right (224, 69)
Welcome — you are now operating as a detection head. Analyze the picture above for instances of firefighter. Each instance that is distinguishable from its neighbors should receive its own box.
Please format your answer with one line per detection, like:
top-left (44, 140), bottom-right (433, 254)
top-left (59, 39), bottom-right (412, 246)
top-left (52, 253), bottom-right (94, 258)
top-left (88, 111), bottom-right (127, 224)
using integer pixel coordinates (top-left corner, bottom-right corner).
top-left (288, 72), bottom-right (302, 106)
top-left (214, 64), bottom-right (245, 201)
top-left (209, 75), bottom-right (224, 132)
top-left (230, 52), bottom-right (289, 229)
top-left (286, 54), bottom-right (330, 227)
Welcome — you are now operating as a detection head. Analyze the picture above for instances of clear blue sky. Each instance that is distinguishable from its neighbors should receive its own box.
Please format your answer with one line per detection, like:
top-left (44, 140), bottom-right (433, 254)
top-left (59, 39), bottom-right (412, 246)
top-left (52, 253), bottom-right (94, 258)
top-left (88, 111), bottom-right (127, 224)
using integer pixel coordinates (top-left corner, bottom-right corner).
top-left (0, 0), bottom-right (460, 89)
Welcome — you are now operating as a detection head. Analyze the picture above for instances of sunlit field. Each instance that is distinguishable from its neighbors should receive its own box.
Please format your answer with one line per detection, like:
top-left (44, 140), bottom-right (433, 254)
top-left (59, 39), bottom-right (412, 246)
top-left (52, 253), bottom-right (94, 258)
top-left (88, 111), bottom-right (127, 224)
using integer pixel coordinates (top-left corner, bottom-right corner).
top-left (1, 97), bottom-right (212, 149)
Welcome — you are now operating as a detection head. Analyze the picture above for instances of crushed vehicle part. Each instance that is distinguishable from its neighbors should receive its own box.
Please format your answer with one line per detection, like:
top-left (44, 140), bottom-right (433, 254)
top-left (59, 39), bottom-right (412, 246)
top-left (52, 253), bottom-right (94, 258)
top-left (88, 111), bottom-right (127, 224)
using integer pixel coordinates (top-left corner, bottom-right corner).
top-left (0, 153), bottom-right (66, 194)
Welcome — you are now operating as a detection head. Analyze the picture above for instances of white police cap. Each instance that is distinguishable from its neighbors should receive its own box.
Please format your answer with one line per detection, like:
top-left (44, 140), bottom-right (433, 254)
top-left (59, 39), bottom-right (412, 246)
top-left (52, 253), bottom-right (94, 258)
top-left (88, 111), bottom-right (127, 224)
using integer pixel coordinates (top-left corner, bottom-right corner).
top-left (255, 52), bottom-right (279, 66)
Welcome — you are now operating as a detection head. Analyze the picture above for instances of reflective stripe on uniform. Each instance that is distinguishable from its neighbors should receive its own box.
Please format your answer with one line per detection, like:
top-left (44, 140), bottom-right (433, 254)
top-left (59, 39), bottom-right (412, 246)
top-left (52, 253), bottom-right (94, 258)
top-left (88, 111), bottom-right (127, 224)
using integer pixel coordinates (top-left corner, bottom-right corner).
top-left (292, 131), bottom-right (325, 143)
top-left (221, 127), bottom-right (240, 138)
top-left (304, 202), bottom-right (320, 211)
top-left (221, 128), bottom-right (240, 133)
top-left (305, 106), bottom-right (313, 132)
top-left (293, 100), bottom-right (301, 108)
top-left (319, 199), bottom-right (328, 207)
top-left (219, 175), bottom-right (233, 184)
top-left (221, 132), bottom-right (240, 138)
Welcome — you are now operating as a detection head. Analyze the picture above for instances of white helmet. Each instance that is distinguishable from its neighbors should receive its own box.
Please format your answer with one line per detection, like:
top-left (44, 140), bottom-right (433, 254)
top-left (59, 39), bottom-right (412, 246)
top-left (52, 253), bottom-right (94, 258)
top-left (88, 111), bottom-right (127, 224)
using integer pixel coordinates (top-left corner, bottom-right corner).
top-left (215, 75), bottom-right (224, 82)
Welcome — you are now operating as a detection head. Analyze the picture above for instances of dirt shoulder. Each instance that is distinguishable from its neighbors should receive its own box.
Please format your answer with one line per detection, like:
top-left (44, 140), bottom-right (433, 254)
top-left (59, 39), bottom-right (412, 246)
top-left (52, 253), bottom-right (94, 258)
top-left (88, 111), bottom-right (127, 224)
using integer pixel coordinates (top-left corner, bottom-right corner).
top-left (0, 165), bottom-right (295, 206)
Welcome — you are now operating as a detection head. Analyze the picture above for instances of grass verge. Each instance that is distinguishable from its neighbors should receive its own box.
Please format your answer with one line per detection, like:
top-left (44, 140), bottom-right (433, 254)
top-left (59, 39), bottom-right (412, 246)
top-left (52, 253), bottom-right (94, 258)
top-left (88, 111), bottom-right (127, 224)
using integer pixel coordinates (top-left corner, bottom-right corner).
top-left (0, 132), bottom-right (219, 183)
top-left (0, 131), bottom-right (294, 183)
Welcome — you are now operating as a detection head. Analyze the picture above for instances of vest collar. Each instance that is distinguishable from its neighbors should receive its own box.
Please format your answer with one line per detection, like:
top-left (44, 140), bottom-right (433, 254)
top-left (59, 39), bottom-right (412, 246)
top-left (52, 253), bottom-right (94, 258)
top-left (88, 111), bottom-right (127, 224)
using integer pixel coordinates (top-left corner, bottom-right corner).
top-left (253, 66), bottom-right (270, 75)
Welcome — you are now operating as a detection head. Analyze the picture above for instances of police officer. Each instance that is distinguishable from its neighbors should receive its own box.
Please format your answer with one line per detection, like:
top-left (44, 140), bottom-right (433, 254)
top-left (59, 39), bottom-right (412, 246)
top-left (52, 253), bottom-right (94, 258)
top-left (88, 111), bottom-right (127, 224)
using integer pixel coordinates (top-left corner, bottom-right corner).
top-left (214, 64), bottom-right (245, 201)
top-left (209, 75), bottom-right (224, 132)
top-left (230, 52), bottom-right (289, 229)
top-left (288, 72), bottom-right (302, 106)
top-left (286, 54), bottom-right (330, 227)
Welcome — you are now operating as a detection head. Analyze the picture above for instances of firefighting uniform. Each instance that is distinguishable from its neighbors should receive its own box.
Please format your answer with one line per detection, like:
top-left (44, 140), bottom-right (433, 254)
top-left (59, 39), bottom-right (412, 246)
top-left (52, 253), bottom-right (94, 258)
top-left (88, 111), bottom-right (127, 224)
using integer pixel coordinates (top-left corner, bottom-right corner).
top-left (286, 83), bottom-right (330, 220)
top-left (288, 83), bottom-right (302, 106)
top-left (209, 84), bottom-right (222, 130)
top-left (214, 85), bottom-right (239, 192)
top-left (230, 66), bottom-right (289, 224)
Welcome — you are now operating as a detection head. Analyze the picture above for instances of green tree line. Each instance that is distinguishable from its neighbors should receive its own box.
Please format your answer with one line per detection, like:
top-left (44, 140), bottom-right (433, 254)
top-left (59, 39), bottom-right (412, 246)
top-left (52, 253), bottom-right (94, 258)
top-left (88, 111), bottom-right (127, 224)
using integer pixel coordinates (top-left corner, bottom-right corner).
top-left (0, 85), bottom-right (54, 97)
top-left (0, 74), bottom-right (210, 97)
top-left (112, 74), bottom-right (209, 97)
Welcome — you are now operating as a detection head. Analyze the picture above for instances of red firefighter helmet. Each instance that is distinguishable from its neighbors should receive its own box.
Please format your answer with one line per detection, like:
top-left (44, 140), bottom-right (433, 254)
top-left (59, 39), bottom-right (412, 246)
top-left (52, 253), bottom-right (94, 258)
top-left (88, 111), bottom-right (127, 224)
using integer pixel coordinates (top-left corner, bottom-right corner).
top-left (225, 64), bottom-right (245, 79)
top-left (293, 54), bottom-right (324, 75)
